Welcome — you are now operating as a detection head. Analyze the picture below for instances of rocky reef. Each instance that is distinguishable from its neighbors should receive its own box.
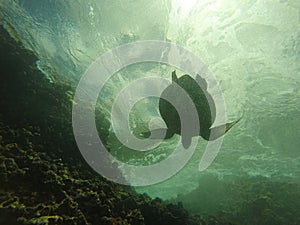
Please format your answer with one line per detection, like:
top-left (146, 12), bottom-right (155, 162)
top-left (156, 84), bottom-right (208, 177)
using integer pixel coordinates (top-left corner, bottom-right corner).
top-left (171, 174), bottom-right (300, 225)
top-left (0, 26), bottom-right (211, 225)
top-left (0, 122), bottom-right (203, 225)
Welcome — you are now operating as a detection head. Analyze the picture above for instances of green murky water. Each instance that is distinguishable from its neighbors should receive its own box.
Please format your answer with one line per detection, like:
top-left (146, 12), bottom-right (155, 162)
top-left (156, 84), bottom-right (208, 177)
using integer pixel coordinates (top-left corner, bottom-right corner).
top-left (1, 1), bottom-right (299, 224)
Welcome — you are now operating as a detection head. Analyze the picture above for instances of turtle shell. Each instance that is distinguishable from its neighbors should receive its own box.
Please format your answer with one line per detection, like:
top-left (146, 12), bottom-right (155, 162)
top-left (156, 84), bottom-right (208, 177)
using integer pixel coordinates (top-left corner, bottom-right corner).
top-left (159, 71), bottom-right (215, 140)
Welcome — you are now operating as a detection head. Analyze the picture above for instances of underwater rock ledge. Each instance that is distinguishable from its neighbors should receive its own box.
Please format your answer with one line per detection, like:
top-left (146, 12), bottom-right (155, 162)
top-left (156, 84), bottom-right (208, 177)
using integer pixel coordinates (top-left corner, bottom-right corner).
top-left (0, 25), bottom-right (229, 225)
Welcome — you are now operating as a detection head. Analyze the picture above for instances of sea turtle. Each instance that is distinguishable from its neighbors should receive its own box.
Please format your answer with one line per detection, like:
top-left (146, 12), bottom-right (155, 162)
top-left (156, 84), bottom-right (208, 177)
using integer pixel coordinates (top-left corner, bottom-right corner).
top-left (141, 71), bottom-right (240, 148)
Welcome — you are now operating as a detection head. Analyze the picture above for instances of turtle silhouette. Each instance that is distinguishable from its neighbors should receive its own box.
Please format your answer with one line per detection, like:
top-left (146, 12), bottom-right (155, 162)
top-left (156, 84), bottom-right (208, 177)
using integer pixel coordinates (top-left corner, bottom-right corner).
top-left (141, 71), bottom-right (240, 148)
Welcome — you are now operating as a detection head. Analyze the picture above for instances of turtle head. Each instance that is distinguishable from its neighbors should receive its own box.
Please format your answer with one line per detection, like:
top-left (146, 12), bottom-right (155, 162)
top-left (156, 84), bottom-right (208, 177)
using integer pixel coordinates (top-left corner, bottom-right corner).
top-left (195, 74), bottom-right (207, 90)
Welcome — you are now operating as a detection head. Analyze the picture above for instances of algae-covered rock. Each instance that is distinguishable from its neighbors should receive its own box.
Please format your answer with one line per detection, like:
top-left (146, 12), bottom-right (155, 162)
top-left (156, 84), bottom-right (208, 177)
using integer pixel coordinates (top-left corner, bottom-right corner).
top-left (0, 25), bottom-right (204, 225)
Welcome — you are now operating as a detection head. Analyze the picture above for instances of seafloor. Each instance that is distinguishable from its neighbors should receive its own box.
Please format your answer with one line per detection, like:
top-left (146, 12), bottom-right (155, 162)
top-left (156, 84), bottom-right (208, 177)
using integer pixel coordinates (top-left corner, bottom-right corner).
top-left (0, 25), bottom-right (299, 225)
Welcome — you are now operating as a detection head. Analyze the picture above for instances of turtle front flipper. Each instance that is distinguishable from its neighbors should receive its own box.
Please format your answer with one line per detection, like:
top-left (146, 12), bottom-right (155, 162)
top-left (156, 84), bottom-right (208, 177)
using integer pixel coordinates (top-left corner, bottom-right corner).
top-left (206, 118), bottom-right (241, 141)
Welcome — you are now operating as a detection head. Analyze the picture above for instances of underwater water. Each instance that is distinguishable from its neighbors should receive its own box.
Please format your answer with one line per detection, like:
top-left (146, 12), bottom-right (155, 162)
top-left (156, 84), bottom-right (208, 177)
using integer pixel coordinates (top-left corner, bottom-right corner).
top-left (1, 0), bottom-right (300, 224)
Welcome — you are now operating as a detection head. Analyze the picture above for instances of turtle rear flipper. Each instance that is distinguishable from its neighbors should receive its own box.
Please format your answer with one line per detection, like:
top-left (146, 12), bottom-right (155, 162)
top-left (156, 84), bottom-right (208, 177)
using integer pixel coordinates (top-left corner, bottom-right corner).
top-left (181, 135), bottom-right (193, 149)
top-left (140, 128), bottom-right (174, 140)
